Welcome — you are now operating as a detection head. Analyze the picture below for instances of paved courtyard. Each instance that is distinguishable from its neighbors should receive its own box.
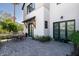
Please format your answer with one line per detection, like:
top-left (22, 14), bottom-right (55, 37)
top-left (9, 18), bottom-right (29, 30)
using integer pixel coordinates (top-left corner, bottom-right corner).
top-left (0, 37), bottom-right (73, 56)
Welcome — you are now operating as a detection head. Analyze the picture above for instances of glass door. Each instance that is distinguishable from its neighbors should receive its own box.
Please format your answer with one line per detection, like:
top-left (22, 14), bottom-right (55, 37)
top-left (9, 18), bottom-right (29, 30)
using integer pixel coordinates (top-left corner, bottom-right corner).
top-left (31, 24), bottom-right (34, 37)
top-left (60, 22), bottom-right (66, 41)
top-left (53, 22), bottom-right (59, 40)
top-left (28, 24), bottom-right (34, 37)
top-left (53, 20), bottom-right (75, 42)
top-left (67, 21), bottom-right (75, 40)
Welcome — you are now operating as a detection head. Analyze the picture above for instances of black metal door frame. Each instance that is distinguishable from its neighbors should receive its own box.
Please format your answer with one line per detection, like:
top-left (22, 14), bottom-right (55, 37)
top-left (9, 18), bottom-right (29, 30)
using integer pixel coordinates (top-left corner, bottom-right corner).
top-left (53, 20), bottom-right (75, 42)
top-left (53, 22), bottom-right (60, 41)
top-left (28, 23), bottom-right (34, 37)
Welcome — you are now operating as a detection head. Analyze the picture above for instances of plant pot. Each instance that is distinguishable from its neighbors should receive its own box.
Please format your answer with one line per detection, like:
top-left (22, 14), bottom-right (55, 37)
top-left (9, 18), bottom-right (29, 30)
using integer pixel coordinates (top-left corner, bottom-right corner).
top-left (73, 44), bottom-right (79, 56)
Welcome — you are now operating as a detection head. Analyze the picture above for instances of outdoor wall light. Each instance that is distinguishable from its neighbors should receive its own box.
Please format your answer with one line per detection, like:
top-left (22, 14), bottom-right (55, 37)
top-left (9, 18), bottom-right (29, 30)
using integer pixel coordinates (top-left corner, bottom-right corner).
top-left (60, 16), bottom-right (63, 19)
top-left (56, 3), bottom-right (61, 5)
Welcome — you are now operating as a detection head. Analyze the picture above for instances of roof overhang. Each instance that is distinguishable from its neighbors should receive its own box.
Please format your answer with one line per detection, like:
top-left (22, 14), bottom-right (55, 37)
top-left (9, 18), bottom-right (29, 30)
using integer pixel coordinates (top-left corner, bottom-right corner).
top-left (22, 16), bottom-right (36, 23)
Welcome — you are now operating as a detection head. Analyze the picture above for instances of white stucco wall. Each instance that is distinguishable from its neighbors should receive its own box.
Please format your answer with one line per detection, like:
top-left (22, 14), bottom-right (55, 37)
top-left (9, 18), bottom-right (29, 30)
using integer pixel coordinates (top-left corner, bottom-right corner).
top-left (23, 24), bottom-right (28, 34)
top-left (23, 3), bottom-right (79, 37)
top-left (31, 7), bottom-right (44, 36)
top-left (44, 6), bottom-right (50, 36)
top-left (50, 3), bottom-right (79, 38)
top-left (23, 3), bottom-right (50, 37)
top-left (23, 3), bottom-right (45, 36)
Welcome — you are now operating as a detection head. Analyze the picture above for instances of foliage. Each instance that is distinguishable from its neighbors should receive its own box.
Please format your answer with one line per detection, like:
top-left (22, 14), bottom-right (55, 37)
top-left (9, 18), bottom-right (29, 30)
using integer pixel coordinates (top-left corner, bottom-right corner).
top-left (16, 23), bottom-right (23, 31)
top-left (69, 31), bottom-right (79, 56)
top-left (0, 11), bottom-right (24, 33)
top-left (0, 18), bottom-right (23, 33)
top-left (1, 18), bottom-right (18, 32)
top-left (3, 18), bottom-right (13, 23)
top-left (33, 36), bottom-right (52, 42)
top-left (69, 31), bottom-right (79, 45)
top-left (7, 23), bottom-right (18, 32)
top-left (0, 22), bottom-right (7, 30)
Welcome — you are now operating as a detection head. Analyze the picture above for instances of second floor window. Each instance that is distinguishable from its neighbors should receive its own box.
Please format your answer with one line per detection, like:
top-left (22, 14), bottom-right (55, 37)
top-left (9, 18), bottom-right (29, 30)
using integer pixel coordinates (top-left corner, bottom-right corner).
top-left (27, 3), bottom-right (35, 14)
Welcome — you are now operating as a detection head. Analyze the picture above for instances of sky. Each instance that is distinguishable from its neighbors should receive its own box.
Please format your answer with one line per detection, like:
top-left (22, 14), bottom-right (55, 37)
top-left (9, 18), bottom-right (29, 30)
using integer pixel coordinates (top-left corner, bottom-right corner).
top-left (0, 3), bottom-right (23, 23)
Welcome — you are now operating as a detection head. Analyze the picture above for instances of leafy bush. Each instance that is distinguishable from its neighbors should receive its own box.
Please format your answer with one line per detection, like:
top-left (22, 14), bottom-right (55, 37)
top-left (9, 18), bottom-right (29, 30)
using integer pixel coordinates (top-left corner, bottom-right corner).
top-left (17, 23), bottom-right (23, 31)
top-left (7, 23), bottom-right (18, 32)
top-left (69, 31), bottom-right (79, 45)
top-left (0, 18), bottom-right (23, 33)
top-left (69, 31), bottom-right (79, 56)
top-left (33, 36), bottom-right (52, 42)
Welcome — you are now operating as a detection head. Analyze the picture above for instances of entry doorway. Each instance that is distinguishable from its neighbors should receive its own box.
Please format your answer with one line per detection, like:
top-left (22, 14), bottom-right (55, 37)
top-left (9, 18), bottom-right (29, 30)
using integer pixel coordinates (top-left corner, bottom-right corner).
top-left (28, 23), bottom-right (34, 37)
top-left (53, 20), bottom-right (75, 42)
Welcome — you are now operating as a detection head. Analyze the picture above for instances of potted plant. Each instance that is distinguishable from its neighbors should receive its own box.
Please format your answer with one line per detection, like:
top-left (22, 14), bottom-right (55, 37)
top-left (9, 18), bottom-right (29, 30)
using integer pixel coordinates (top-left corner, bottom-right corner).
top-left (69, 31), bottom-right (79, 55)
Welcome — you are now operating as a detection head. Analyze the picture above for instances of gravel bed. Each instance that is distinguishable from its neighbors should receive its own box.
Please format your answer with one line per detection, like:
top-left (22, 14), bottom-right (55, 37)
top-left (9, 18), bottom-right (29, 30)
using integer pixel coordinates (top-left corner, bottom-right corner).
top-left (0, 37), bottom-right (73, 56)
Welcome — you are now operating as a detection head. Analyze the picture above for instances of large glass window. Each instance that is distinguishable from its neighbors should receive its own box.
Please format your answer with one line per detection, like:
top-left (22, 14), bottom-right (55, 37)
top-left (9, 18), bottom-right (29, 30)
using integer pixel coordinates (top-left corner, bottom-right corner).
top-left (27, 3), bottom-right (35, 14)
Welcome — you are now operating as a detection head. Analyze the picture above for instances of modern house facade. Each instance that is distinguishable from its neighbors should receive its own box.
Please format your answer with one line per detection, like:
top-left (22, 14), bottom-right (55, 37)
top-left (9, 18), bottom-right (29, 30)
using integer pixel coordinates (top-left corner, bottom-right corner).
top-left (50, 3), bottom-right (79, 41)
top-left (22, 3), bottom-right (50, 37)
top-left (22, 3), bottom-right (79, 42)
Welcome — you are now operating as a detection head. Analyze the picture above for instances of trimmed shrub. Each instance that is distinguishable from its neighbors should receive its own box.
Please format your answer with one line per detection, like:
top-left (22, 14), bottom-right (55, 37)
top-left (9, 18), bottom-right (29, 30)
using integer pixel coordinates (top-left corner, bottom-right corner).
top-left (33, 36), bottom-right (52, 42)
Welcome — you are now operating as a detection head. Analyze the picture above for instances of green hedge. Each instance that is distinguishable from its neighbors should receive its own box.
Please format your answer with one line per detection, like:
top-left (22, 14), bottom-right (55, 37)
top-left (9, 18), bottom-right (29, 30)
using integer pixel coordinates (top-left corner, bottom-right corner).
top-left (33, 36), bottom-right (52, 42)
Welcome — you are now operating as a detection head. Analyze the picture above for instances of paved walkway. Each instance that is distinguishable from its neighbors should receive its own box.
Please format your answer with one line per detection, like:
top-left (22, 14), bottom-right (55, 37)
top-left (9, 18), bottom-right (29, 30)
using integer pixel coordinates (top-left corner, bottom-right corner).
top-left (0, 37), bottom-right (73, 56)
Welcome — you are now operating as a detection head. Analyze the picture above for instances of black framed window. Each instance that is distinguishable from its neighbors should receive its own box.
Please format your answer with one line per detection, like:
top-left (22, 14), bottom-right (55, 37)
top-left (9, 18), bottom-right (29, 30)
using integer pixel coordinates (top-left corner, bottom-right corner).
top-left (27, 3), bottom-right (35, 14)
top-left (45, 21), bottom-right (48, 29)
